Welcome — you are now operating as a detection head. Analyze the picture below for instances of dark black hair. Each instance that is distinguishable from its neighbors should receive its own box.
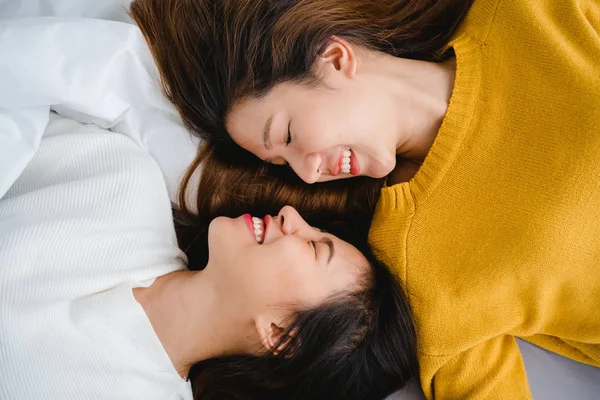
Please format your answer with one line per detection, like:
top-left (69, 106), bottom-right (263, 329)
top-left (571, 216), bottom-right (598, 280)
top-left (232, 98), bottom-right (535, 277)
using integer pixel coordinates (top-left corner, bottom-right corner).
top-left (184, 237), bottom-right (419, 400)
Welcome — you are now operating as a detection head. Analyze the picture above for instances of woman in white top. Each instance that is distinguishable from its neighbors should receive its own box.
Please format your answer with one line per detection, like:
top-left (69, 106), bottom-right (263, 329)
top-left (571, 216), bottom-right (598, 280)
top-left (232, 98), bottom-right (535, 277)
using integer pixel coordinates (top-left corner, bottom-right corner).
top-left (0, 115), bottom-right (418, 400)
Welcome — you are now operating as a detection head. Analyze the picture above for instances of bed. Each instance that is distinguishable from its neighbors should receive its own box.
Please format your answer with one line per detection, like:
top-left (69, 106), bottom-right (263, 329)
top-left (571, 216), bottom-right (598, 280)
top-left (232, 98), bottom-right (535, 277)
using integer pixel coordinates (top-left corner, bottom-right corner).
top-left (1, 1), bottom-right (599, 398)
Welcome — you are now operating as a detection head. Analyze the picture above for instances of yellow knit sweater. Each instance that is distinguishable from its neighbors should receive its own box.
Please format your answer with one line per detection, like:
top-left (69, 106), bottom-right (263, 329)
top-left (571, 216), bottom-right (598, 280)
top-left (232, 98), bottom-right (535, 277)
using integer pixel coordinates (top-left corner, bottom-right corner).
top-left (368, 0), bottom-right (600, 398)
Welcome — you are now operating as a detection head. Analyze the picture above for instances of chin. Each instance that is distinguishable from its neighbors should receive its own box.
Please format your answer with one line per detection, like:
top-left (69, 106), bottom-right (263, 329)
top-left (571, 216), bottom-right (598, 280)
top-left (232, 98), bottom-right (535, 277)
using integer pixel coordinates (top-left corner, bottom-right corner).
top-left (371, 167), bottom-right (392, 179)
top-left (358, 153), bottom-right (395, 180)
top-left (206, 216), bottom-right (241, 263)
top-left (208, 215), bottom-right (226, 229)
top-left (207, 216), bottom-right (229, 240)
top-left (370, 163), bottom-right (395, 179)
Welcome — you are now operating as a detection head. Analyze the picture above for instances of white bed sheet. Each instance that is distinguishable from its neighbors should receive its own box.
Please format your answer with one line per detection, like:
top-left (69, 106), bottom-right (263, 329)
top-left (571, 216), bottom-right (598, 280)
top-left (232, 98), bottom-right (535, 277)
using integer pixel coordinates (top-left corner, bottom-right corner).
top-left (0, 0), bottom-right (133, 22)
top-left (0, 9), bottom-right (198, 201)
top-left (1, 2), bottom-right (599, 398)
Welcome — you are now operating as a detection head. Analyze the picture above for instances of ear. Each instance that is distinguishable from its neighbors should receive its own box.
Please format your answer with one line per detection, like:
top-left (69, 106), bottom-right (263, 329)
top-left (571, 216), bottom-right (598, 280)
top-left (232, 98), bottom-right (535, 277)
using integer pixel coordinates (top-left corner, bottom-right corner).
top-left (316, 36), bottom-right (357, 79)
top-left (255, 314), bottom-right (294, 356)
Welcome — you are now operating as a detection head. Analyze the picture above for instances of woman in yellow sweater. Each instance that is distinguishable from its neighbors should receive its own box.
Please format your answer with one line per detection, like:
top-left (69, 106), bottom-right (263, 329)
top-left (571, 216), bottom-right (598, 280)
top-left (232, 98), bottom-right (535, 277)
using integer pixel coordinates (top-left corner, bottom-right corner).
top-left (130, 0), bottom-right (600, 398)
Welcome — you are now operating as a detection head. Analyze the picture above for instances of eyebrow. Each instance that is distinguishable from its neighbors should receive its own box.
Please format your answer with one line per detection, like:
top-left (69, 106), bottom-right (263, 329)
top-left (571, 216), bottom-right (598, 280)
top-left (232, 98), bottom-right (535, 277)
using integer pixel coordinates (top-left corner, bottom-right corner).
top-left (263, 116), bottom-right (273, 150)
top-left (319, 238), bottom-right (335, 264)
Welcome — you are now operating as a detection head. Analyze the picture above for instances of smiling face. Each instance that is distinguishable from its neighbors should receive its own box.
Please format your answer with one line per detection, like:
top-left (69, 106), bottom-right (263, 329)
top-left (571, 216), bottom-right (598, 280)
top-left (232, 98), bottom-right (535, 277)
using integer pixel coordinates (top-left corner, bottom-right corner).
top-left (206, 206), bottom-right (369, 316)
top-left (226, 40), bottom-right (400, 184)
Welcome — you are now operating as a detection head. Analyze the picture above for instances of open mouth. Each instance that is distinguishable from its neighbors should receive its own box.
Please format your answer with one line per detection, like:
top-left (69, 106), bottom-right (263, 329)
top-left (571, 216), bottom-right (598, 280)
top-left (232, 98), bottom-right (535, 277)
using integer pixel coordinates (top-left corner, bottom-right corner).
top-left (340, 146), bottom-right (352, 174)
top-left (334, 146), bottom-right (359, 176)
top-left (251, 216), bottom-right (265, 243)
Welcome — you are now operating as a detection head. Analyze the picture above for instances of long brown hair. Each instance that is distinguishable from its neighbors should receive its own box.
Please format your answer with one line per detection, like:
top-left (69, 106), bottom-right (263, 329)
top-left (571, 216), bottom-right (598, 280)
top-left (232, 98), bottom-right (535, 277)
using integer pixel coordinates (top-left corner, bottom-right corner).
top-left (130, 0), bottom-right (473, 144)
top-left (186, 248), bottom-right (419, 400)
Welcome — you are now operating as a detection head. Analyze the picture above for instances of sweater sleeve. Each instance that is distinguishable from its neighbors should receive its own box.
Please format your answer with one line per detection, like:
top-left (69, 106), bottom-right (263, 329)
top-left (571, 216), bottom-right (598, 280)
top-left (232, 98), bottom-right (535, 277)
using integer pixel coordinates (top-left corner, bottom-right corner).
top-left (422, 336), bottom-right (532, 400)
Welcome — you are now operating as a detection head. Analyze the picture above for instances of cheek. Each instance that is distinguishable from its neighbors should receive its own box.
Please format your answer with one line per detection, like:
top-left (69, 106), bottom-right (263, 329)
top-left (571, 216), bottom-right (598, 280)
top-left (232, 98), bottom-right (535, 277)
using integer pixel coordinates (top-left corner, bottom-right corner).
top-left (340, 82), bottom-right (390, 133)
top-left (294, 104), bottom-right (347, 151)
top-left (319, 91), bottom-right (377, 146)
top-left (348, 98), bottom-right (381, 137)
top-left (262, 266), bottom-right (312, 304)
top-left (287, 91), bottom-right (339, 148)
top-left (208, 221), bottom-right (251, 266)
top-left (272, 266), bottom-right (332, 307)
top-left (249, 254), bottom-right (326, 307)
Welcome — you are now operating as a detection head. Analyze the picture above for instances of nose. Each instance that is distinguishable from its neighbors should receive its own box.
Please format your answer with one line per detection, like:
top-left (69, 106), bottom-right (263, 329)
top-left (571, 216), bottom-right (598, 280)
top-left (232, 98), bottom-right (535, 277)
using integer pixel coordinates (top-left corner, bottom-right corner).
top-left (290, 152), bottom-right (322, 184)
top-left (277, 206), bottom-right (309, 235)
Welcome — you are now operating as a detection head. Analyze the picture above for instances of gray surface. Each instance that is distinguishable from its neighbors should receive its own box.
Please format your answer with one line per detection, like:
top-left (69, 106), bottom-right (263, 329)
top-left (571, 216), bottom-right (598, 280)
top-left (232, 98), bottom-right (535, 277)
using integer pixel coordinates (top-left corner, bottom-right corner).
top-left (387, 339), bottom-right (600, 399)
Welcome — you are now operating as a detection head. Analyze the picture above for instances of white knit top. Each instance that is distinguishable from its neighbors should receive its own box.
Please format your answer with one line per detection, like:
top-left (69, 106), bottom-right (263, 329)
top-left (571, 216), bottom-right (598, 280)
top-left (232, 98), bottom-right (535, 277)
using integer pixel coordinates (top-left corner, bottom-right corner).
top-left (0, 115), bottom-right (193, 400)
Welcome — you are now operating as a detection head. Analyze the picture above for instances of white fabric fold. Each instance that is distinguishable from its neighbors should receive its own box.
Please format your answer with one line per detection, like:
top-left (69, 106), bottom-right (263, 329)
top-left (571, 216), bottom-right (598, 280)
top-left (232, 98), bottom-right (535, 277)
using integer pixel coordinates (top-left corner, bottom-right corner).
top-left (0, 16), bottom-right (199, 200)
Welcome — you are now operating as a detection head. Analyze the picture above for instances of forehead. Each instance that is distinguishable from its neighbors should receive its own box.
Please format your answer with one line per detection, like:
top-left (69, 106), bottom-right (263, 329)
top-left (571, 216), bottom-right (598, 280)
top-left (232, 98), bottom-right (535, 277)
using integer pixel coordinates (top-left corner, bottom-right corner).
top-left (226, 96), bottom-right (270, 151)
top-left (229, 94), bottom-right (270, 123)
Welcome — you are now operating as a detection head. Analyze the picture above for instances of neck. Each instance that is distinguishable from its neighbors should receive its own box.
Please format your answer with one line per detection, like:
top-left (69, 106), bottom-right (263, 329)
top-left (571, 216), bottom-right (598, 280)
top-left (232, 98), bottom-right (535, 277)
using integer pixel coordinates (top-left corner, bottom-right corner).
top-left (389, 56), bottom-right (456, 161)
top-left (133, 269), bottom-right (245, 378)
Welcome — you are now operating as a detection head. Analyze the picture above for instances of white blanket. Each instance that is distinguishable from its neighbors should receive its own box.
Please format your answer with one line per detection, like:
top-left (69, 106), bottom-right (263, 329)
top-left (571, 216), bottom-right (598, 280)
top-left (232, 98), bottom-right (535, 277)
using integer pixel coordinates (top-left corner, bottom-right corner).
top-left (0, 4), bottom-right (199, 201)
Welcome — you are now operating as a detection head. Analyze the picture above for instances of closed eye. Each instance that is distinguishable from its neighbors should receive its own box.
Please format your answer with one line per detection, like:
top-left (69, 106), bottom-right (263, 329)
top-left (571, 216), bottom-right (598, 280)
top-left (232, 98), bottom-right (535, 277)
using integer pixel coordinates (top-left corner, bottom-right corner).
top-left (285, 122), bottom-right (292, 147)
top-left (310, 240), bottom-right (317, 259)
top-left (264, 158), bottom-right (289, 167)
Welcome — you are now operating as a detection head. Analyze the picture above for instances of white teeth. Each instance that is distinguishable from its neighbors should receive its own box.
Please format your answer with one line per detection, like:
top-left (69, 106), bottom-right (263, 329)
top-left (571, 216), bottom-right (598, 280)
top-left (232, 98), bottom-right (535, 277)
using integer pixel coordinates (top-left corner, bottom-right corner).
top-left (340, 147), bottom-right (352, 174)
top-left (251, 217), bottom-right (264, 242)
